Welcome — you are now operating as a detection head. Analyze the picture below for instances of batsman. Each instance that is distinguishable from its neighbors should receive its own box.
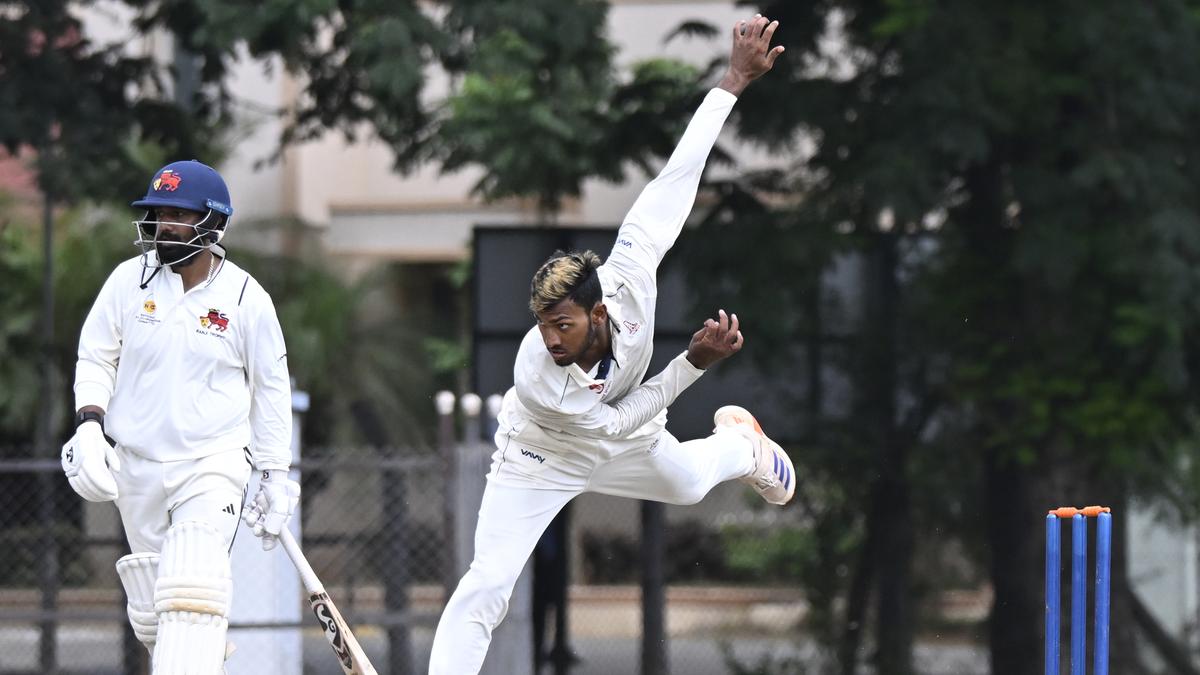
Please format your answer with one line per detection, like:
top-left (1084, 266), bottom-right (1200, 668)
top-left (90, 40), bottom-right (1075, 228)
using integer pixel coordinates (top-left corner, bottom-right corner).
top-left (430, 15), bottom-right (792, 673)
top-left (62, 160), bottom-right (301, 673)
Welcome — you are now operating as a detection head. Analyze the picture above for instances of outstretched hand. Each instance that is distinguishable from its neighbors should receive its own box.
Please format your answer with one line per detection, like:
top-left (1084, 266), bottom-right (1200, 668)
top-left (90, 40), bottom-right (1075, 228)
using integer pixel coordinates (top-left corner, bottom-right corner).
top-left (718, 14), bottom-right (785, 96)
top-left (686, 309), bottom-right (744, 370)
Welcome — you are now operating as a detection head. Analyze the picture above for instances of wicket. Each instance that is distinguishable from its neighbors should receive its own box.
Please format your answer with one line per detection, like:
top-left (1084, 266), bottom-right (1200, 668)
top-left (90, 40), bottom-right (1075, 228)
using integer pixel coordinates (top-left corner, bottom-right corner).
top-left (1045, 506), bottom-right (1112, 675)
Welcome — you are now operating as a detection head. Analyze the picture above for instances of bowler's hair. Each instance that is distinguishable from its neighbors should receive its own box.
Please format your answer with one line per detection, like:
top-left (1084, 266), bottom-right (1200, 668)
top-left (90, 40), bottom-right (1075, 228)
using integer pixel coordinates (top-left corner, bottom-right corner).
top-left (529, 250), bottom-right (603, 314)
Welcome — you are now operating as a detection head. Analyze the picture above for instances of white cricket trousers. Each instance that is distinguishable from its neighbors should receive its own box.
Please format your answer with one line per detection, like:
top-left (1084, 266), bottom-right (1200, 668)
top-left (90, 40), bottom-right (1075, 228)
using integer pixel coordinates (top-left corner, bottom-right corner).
top-left (428, 428), bottom-right (754, 674)
top-left (113, 445), bottom-right (252, 553)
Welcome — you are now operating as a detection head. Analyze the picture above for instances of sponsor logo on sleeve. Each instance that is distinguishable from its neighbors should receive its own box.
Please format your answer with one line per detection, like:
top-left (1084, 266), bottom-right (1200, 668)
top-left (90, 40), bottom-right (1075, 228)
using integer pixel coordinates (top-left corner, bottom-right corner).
top-left (622, 320), bottom-right (641, 335)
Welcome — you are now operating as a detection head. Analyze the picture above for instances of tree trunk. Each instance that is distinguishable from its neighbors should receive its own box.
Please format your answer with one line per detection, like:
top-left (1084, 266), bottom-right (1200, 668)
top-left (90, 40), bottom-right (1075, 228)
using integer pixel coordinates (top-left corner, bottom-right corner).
top-left (839, 489), bottom-right (876, 674)
top-left (985, 449), bottom-right (1043, 675)
top-left (866, 231), bottom-right (915, 675)
top-left (875, 464), bottom-right (915, 675)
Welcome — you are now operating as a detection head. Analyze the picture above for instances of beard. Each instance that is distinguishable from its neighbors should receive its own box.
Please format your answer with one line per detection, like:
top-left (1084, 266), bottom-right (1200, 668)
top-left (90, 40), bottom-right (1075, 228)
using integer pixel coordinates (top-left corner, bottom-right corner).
top-left (582, 320), bottom-right (598, 356)
top-left (554, 320), bottom-right (599, 366)
top-left (155, 239), bottom-right (200, 267)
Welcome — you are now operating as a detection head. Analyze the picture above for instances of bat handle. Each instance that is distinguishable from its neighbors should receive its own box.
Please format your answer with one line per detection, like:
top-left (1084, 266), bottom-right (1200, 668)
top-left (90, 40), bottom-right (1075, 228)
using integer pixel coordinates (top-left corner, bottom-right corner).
top-left (277, 527), bottom-right (325, 595)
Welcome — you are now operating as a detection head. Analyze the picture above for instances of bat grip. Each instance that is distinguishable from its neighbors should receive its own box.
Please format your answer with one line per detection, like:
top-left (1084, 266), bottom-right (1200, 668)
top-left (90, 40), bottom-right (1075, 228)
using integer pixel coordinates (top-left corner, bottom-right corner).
top-left (278, 527), bottom-right (325, 595)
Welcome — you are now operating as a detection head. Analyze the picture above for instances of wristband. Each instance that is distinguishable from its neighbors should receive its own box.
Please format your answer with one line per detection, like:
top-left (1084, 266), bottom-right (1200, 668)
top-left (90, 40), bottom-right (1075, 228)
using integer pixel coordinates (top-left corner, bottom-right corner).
top-left (75, 410), bottom-right (104, 429)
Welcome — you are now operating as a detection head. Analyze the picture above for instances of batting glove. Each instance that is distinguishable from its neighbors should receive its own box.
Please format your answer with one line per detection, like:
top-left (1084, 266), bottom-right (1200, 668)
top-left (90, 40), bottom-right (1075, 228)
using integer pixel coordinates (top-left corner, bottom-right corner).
top-left (243, 469), bottom-right (300, 550)
top-left (61, 420), bottom-right (121, 502)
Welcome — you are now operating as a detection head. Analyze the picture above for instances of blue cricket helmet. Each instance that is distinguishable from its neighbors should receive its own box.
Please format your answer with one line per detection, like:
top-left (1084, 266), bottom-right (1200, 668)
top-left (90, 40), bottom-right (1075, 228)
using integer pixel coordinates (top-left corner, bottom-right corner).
top-left (132, 159), bottom-right (233, 217)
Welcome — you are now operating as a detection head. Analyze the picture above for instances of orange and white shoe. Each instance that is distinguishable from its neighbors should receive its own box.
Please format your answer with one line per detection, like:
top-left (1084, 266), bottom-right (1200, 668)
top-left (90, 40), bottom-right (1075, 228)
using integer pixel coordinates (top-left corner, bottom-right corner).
top-left (714, 405), bottom-right (795, 506)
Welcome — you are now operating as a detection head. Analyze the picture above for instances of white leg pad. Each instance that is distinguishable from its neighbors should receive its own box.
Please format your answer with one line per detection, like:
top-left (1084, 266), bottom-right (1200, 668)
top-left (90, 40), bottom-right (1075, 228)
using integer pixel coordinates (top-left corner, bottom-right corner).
top-left (152, 521), bottom-right (232, 675)
top-left (116, 553), bottom-right (160, 653)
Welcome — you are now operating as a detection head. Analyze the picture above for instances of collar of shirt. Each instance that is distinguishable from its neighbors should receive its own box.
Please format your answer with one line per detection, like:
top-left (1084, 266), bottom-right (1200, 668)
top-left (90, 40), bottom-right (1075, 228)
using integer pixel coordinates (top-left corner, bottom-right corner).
top-left (563, 355), bottom-right (612, 391)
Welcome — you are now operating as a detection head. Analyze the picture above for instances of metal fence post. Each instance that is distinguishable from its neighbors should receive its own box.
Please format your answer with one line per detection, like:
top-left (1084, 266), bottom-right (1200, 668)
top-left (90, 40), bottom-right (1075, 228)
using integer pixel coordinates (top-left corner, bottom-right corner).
top-left (436, 391), bottom-right (458, 598)
top-left (384, 448), bottom-right (414, 674)
top-left (470, 393), bottom-right (534, 675)
top-left (227, 385), bottom-right (305, 675)
top-left (641, 500), bottom-right (667, 675)
top-left (545, 503), bottom-right (576, 675)
top-left (37, 469), bottom-right (58, 673)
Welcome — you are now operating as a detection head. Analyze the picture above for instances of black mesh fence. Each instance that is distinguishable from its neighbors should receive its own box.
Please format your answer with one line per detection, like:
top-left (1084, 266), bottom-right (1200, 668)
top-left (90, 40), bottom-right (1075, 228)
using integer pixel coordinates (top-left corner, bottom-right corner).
top-left (0, 440), bottom-right (919, 675)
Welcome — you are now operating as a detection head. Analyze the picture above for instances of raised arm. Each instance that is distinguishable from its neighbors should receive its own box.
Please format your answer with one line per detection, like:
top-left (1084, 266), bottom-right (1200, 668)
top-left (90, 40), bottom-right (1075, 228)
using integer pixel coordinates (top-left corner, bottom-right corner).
top-left (606, 15), bottom-right (785, 278)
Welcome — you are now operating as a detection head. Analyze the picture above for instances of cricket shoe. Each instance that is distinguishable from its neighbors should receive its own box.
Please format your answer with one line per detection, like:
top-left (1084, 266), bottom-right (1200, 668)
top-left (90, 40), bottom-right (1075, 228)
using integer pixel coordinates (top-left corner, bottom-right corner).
top-left (714, 405), bottom-right (795, 505)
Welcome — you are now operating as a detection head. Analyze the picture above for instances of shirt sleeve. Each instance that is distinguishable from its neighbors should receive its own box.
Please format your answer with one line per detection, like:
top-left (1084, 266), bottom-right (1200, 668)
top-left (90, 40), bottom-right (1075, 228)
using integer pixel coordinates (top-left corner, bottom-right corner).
top-left (516, 351), bottom-right (705, 440)
top-left (604, 88), bottom-right (737, 289)
top-left (74, 266), bottom-right (127, 412)
top-left (244, 282), bottom-right (293, 471)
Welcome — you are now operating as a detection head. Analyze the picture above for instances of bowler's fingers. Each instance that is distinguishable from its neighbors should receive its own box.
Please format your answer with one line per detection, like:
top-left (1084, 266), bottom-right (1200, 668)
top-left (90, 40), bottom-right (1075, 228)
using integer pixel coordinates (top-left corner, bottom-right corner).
top-left (731, 330), bottom-right (744, 351)
top-left (749, 16), bottom-right (768, 39)
top-left (761, 19), bottom-right (779, 45)
top-left (704, 321), bottom-right (721, 344)
top-left (728, 312), bottom-right (740, 340)
top-left (766, 45), bottom-right (785, 68)
top-left (735, 14), bottom-right (766, 39)
top-left (718, 308), bottom-right (730, 332)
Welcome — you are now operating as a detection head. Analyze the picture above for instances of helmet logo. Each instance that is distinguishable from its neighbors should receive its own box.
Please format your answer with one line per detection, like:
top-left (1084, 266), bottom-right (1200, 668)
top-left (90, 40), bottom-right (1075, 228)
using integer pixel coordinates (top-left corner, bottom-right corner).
top-left (153, 170), bottom-right (182, 192)
top-left (199, 309), bottom-right (230, 332)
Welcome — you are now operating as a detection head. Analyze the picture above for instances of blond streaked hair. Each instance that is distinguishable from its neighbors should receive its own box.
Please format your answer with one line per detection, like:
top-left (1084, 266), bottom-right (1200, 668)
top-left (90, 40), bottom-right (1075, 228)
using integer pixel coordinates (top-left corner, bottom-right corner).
top-left (529, 250), bottom-right (604, 314)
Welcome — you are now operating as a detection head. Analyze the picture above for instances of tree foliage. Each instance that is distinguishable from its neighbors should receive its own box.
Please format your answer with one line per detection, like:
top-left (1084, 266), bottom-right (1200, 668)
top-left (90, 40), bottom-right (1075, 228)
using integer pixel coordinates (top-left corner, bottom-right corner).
top-left (1, 0), bottom-right (706, 217)
top-left (0, 1), bottom-right (206, 202)
top-left (434, 0), bottom-right (707, 214)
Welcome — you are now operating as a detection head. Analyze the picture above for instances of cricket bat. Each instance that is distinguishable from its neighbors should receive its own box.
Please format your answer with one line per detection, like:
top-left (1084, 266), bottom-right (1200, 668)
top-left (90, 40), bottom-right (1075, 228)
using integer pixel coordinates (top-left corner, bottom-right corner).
top-left (278, 528), bottom-right (379, 675)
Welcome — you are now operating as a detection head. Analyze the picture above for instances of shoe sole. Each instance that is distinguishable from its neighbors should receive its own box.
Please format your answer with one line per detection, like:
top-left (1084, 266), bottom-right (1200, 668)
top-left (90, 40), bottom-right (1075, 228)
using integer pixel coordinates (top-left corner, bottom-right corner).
top-left (713, 405), bottom-right (763, 434)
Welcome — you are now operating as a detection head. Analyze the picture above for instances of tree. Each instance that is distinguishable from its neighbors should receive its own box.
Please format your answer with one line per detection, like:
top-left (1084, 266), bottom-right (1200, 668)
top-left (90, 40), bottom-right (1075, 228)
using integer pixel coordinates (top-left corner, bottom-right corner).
top-left (0, 0), bottom-right (448, 199)
top-left (0, 2), bottom-right (213, 201)
top-left (683, 1), bottom-right (1200, 673)
top-left (432, 0), bottom-right (708, 218)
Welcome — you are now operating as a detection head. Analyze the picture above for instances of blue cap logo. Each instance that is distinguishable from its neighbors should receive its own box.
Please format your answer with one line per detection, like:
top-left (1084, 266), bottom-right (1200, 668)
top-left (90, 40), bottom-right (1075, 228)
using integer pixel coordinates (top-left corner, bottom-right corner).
top-left (153, 170), bottom-right (183, 192)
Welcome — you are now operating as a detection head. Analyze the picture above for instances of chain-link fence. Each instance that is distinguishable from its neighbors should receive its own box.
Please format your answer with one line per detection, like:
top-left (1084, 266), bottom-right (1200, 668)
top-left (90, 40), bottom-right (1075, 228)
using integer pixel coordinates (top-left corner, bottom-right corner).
top-left (0, 401), bottom-right (817, 675)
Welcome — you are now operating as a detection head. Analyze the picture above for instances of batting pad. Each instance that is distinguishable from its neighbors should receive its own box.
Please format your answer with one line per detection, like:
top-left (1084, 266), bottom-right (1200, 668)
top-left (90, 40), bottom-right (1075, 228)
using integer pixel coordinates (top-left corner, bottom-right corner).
top-left (152, 521), bottom-right (232, 675)
top-left (116, 553), bottom-right (160, 652)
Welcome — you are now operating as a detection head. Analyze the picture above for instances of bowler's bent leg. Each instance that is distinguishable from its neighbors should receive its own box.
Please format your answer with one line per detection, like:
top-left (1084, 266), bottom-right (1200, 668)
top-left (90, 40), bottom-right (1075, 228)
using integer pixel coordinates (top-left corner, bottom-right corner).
top-left (429, 481), bottom-right (575, 675)
top-left (591, 429), bottom-right (755, 505)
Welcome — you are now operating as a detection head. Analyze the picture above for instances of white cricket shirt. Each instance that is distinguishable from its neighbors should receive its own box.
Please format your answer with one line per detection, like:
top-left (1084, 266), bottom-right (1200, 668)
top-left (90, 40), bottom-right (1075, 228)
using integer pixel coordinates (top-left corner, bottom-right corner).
top-left (74, 254), bottom-right (292, 470)
top-left (496, 87), bottom-right (737, 459)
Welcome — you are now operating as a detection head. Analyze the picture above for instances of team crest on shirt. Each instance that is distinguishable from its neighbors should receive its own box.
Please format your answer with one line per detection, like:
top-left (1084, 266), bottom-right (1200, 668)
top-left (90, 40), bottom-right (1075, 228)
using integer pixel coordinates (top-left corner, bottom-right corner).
top-left (589, 381), bottom-right (608, 395)
top-left (199, 308), bottom-right (230, 333)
